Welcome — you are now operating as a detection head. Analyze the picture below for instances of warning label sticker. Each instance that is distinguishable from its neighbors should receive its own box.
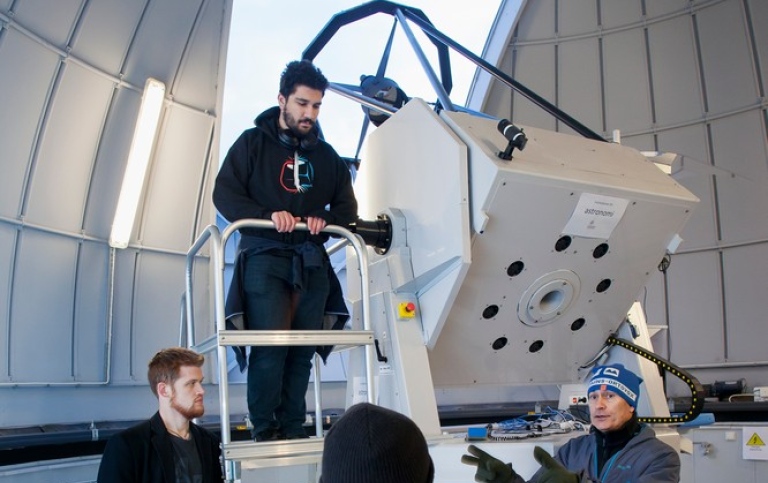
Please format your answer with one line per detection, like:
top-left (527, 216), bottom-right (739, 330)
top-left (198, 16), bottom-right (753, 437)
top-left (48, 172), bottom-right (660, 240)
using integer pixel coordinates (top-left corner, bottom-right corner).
top-left (746, 433), bottom-right (765, 447)
top-left (743, 427), bottom-right (768, 460)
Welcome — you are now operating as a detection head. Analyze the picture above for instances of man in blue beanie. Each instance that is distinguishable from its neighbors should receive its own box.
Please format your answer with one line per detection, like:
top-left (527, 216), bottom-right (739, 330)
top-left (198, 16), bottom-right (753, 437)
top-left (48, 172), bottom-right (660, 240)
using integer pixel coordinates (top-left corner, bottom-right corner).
top-left (462, 363), bottom-right (680, 482)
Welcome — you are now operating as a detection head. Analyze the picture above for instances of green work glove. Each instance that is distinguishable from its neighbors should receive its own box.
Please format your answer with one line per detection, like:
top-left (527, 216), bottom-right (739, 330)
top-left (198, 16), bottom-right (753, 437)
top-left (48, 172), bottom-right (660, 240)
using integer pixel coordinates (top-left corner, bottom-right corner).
top-left (533, 446), bottom-right (579, 483)
top-left (461, 444), bottom-right (517, 483)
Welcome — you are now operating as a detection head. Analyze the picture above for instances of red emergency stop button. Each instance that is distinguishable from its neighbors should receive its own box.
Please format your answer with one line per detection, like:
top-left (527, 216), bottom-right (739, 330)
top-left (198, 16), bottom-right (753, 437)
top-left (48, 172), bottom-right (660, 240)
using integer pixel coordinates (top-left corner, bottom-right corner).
top-left (398, 301), bottom-right (417, 319)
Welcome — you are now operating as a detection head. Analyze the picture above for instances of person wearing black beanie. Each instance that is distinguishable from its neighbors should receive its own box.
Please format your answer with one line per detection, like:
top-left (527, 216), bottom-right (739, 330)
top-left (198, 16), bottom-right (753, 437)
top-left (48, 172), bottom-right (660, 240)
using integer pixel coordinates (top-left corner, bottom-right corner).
top-left (320, 402), bottom-right (435, 483)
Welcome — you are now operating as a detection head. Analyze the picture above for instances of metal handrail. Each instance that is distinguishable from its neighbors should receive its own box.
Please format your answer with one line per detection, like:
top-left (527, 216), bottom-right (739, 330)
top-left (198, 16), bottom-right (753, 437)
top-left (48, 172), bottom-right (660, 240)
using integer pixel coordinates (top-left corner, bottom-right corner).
top-left (184, 224), bottom-right (224, 349)
top-left (184, 220), bottom-right (375, 479)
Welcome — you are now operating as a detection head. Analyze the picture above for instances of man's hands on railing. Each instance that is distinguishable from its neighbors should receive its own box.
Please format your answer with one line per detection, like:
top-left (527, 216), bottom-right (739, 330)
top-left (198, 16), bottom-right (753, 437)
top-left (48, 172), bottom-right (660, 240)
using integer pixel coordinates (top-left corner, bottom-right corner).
top-left (270, 211), bottom-right (301, 233)
top-left (270, 211), bottom-right (327, 235)
top-left (305, 216), bottom-right (327, 235)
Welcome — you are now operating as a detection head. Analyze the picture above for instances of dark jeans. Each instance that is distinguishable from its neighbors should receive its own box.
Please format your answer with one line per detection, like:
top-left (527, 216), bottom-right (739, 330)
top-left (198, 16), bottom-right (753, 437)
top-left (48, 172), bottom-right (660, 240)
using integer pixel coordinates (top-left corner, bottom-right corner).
top-left (243, 251), bottom-right (330, 437)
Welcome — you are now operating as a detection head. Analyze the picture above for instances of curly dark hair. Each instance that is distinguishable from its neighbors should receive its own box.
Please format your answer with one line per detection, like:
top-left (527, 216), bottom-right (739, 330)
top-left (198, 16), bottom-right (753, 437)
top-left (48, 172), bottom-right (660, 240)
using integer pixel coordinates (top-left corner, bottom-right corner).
top-left (147, 347), bottom-right (204, 398)
top-left (279, 59), bottom-right (329, 98)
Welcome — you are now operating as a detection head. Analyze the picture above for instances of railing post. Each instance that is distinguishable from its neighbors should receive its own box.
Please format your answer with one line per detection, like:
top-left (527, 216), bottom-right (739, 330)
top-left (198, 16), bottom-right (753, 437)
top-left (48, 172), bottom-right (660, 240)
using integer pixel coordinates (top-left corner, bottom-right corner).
top-left (220, 220), bottom-right (376, 405)
top-left (184, 220), bottom-right (375, 478)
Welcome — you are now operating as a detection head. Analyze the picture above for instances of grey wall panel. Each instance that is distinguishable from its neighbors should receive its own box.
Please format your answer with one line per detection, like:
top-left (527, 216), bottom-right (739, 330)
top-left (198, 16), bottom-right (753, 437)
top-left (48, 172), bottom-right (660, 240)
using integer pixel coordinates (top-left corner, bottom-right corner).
top-left (600, 0), bottom-right (643, 29)
top-left (0, 455), bottom-right (99, 481)
top-left (83, 87), bottom-right (141, 240)
top-left (558, 38), bottom-right (601, 136)
top-left (602, 28), bottom-right (652, 134)
top-left (666, 251), bottom-right (724, 365)
top-left (623, 132), bottom-right (656, 152)
top-left (0, 30), bottom-right (58, 218)
top-left (697, 1), bottom-right (757, 113)
top-left (0, 0), bottom-right (232, 426)
top-left (647, 15), bottom-right (704, 127)
top-left (131, 253), bottom-right (189, 377)
top-left (710, 109), bottom-right (768, 179)
top-left (557, 0), bottom-right (596, 37)
top-left (0, 383), bottom-right (238, 427)
top-left (641, 269), bottom-right (669, 339)
top-left (512, 44), bottom-right (557, 130)
top-left (0, 225), bottom-right (14, 379)
top-left (73, 241), bottom-right (110, 380)
top-left (515, 0), bottom-right (555, 40)
top-left (107, 248), bottom-right (139, 383)
top-left (197, 158), bottom-right (218, 247)
top-left (139, 108), bottom-right (214, 250)
top-left (722, 244), bottom-right (768, 361)
top-left (172, 0), bottom-right (228, 111)
top-left (121, 0), bottom-right (204, 88)
top-left (656, 125), bottom-right (717, 252)
top-left (25, 63), bottom-right (113, 231)
top-left (507, 0), bottom-right (554, 131)
top-left (190, 258), bottom-right (215, 346)
top-left (749, 0), bottom-right (768, 97)
top-left (10, 0), bottom-right (81, 47)
top-left (645, 0), bottom-right (691, 18)
top-left (71, 0), bottom-right (145, 74)
top-left (9, 232), bottom-right (78, 381)
top-left (106, 250), bottom-right (197, 384)
top-left (711, 111), bottom-right (768, 243)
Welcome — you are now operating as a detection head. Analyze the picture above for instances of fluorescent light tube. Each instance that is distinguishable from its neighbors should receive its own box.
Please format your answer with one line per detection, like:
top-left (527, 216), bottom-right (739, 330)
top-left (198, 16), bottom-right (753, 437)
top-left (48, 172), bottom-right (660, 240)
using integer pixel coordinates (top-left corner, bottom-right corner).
top-left (109, 78), bottom-right (166, 249)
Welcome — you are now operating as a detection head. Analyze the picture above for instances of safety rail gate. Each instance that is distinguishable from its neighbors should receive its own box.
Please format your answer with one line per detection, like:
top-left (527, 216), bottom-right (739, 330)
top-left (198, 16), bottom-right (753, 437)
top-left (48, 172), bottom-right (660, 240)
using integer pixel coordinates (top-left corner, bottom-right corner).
top-left (184, 219), bottom-right (376, 481)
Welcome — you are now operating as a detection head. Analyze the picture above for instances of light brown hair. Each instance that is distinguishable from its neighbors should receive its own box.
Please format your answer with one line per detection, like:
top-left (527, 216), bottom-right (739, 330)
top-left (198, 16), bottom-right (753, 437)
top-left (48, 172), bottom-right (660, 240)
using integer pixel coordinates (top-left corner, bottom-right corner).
top-left (147, 347), bottom-right (204, 397)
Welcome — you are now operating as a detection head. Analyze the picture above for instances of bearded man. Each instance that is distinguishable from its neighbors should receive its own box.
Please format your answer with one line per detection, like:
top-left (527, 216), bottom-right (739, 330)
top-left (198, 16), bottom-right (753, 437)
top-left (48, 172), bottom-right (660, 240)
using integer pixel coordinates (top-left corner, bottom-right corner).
top-left (213, 59), bottom-right (357, 442)
top-left (97, 347), bottom-right (222, 482)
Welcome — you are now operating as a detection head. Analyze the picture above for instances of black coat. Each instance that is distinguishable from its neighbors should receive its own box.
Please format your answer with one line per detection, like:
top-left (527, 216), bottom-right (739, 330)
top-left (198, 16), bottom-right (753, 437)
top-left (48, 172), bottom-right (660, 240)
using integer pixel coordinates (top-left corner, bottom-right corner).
top-left (213, 106), bottom-right (358, 238)
top-left (97, 412), bottom-right (222, 482)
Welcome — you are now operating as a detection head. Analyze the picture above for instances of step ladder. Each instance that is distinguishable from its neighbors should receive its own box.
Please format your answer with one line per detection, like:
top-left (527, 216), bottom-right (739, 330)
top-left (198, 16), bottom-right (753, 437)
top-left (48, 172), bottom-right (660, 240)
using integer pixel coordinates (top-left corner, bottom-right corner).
top-left (183, 219), bottom-right (376, 482)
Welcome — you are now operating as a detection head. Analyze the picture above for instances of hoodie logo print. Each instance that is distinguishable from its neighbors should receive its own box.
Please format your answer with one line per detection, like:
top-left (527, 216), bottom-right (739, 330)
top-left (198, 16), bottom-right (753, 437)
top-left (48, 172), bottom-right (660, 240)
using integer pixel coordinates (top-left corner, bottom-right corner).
top-left (280, 152), bottom-right (314, 193)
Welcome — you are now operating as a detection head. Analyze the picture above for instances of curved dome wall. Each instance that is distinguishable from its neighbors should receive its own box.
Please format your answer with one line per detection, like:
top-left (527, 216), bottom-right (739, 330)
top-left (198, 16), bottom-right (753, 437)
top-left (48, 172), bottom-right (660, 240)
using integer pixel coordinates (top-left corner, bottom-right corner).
top-left (480, 0), bottom-right (768, 394)
top-left (0, 0), bottom-right (231, 425)
top-left (2, 0), bottom-right (767, 428)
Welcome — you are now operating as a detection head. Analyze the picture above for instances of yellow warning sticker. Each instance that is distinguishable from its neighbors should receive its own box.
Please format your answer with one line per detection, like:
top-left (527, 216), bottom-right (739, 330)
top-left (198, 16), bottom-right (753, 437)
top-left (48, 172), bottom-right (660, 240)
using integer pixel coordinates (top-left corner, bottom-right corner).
top-left (746, 433), bottom-right (765, 446)
top-left (743, 427), bottom-right (768, 460)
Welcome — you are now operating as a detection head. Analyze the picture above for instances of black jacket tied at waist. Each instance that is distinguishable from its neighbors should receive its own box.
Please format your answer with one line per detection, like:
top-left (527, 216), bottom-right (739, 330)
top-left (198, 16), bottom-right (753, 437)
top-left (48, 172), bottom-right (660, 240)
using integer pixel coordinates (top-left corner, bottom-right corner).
top-left (224, 234), bottom-right (349, 371)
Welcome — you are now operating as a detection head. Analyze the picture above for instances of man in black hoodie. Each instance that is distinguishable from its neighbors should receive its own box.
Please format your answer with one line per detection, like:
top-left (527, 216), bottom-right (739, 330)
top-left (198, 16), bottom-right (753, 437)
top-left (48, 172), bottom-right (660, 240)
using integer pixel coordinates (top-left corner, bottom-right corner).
top-left (213, 60), bottom-right (358, 442)
top-left (462, 364), bottom-right (680, 482)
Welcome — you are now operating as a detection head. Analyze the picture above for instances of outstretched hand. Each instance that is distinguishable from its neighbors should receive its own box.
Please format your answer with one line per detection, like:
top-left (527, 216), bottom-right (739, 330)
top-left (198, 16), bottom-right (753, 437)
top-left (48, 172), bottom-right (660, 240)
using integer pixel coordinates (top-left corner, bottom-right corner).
top-left (461, 444), bottom-right (517, 483)
top-left (533, 446), bottom-right (579, 483)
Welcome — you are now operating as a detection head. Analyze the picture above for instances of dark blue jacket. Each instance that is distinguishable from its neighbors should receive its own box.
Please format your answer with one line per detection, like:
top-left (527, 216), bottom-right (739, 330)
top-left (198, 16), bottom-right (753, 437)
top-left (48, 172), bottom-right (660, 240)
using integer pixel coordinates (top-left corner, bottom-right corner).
top-left (224, 236), bottom-right (350, 371)
top-left (524, 425), bottom-right (680, 483)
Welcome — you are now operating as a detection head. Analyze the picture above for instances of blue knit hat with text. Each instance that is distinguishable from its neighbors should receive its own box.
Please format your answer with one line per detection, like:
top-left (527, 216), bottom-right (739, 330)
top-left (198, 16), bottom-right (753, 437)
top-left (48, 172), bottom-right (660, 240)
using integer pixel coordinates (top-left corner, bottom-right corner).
top-left (588, 363), bottom-right (643, 408)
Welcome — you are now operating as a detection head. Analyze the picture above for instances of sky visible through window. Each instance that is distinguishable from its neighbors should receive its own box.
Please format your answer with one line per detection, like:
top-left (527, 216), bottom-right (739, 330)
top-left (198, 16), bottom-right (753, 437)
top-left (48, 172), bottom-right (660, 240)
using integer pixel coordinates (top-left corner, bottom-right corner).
top-left (219, 0), bottom-right (503, 162)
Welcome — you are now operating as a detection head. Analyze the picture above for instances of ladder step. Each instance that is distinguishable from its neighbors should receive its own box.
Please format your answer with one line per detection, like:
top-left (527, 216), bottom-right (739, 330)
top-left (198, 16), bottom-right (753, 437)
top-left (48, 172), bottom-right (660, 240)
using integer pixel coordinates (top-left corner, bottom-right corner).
top-left (223, 438), bottom-right (325, 468)
top-left (218, 329), bottom-right (374, 347)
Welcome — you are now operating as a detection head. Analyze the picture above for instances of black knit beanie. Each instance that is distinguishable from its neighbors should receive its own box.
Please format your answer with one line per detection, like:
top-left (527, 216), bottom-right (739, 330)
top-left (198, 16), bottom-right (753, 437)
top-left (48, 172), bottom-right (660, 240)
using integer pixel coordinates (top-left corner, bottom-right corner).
top-left (320, 402), bottom-right (435, 483)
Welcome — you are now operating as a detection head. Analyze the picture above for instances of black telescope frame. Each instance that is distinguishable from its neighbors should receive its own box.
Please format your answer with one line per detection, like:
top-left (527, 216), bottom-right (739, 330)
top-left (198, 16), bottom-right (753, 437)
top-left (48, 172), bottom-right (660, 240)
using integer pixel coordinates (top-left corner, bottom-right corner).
top-left (301, 0), bottom-right (605, 142)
